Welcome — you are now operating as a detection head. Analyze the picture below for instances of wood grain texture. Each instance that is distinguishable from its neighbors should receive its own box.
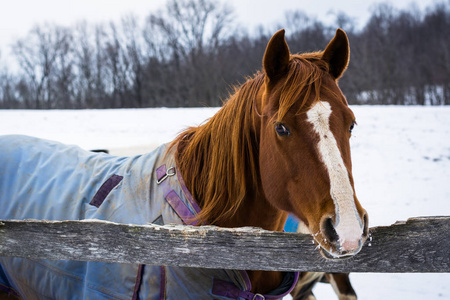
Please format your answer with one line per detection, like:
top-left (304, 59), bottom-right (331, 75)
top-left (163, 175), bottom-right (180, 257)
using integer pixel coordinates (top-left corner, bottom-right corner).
top-left (0, 216), bottom-right (449, 272)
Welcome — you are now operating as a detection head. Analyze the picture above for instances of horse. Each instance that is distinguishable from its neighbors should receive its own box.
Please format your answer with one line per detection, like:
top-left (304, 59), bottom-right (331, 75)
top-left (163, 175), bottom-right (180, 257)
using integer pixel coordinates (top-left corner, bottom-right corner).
top-left (0, 28), bottom-right (368, 299)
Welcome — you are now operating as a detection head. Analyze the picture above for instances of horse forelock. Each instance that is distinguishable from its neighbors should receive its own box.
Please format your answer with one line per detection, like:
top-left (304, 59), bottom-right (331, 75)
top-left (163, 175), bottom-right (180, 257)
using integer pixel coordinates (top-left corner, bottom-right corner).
top-left (274, 53), bottom-right (331, 122)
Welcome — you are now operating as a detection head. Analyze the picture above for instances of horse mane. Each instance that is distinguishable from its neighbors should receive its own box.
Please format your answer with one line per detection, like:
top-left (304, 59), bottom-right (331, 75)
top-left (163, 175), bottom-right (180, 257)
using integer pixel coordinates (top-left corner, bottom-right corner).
top-left (171, 51), bottom-right (330, 225)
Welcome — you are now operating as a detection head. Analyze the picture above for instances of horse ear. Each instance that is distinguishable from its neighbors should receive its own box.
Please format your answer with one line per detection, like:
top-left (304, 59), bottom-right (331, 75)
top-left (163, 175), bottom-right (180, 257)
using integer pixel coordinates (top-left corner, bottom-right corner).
top-left (263, 29), bottom-right (290, 83)
top-left (322, 29), bottom-right (350, 79)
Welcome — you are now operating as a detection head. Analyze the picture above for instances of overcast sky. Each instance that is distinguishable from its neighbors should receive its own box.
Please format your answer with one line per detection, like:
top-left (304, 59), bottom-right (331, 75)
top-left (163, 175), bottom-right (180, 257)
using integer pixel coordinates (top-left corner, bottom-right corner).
top-left (0, 0), bottom-right (438, 57)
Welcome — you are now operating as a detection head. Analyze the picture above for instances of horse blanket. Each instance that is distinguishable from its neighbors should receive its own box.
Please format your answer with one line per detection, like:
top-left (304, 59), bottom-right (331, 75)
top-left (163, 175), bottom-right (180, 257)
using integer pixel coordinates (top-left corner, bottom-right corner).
top-left (0, 135), bottom-right (298, 300)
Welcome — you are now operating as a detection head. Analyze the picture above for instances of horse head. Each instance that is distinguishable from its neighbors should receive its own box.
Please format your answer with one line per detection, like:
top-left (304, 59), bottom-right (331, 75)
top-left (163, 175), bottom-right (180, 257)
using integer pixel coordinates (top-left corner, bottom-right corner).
top-left (257, 29), bottom-right (368, 258)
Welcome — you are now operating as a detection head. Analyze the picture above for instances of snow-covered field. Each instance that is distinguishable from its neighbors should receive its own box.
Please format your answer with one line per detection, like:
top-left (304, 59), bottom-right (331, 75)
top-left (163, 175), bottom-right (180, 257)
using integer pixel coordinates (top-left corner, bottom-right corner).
top-left (1, 106), bottom-right (449, 299)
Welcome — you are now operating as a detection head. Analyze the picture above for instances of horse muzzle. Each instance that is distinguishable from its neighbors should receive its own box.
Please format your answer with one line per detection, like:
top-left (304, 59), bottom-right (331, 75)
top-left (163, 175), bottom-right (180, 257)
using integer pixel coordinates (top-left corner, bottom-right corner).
top-left (316, 212), bottom-right (369, 259)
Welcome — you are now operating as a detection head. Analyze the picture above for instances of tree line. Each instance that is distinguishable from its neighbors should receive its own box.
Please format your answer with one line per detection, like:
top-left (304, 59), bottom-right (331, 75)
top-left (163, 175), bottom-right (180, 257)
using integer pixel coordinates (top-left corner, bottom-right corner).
top-left (0, 0), bottom-right (449, 109)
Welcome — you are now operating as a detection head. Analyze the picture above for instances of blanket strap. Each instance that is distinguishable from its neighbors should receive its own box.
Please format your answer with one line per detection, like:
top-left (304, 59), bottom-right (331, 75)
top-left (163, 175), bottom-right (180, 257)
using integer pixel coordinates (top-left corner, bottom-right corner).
top-left (212, 271), bottom-right (299, 300)
top-left (156, 164), bottom-right (200, 225)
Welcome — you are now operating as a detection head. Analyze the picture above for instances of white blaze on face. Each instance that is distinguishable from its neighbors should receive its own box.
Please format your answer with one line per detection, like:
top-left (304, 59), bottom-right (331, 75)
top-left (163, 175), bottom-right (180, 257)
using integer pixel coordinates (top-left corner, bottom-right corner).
top-left (306, 101), bottom-right (363, 251)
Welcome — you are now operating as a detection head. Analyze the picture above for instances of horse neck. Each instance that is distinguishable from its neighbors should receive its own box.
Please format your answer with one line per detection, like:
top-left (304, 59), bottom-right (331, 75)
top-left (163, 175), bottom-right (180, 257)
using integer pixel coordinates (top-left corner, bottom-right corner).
top-left (174, 78), bottom-right (287, 231)
top-left (174, 81), bottom-right (288, 294)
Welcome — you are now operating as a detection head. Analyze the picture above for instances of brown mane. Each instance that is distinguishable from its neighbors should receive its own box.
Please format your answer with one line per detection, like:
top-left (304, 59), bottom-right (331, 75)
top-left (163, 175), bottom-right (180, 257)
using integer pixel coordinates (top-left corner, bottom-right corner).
top-left (171, 51), bottom-right (329, 225)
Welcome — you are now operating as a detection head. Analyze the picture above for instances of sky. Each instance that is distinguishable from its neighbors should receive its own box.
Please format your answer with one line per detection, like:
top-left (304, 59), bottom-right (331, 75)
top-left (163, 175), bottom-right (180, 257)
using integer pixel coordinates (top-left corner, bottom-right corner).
top-left (0, 0), bottom-right (439, 58)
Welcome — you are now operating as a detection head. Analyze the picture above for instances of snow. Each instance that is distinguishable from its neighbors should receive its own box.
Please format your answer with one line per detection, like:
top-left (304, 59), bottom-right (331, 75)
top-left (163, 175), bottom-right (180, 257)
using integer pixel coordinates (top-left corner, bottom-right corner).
top-left (0, 108), bottom-right (219, 155)
top-left (1, 105), bottom-right (449, 299)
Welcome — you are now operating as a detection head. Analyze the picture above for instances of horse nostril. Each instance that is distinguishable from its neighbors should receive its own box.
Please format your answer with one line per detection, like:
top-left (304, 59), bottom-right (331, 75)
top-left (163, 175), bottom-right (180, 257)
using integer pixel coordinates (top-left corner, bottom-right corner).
top-left (322, 217), bottom-right (339, 243)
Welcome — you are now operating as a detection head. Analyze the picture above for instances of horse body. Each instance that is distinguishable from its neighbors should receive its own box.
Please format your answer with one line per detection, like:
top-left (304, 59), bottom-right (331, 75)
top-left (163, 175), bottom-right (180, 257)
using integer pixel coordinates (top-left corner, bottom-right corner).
top-left (0, 29), bottom-right (367, 299)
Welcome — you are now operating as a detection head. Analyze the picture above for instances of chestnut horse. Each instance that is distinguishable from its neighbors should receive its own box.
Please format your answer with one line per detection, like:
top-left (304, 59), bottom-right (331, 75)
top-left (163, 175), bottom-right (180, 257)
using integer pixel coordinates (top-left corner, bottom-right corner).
top-left (0, 29), bottom-right (367, 299)
top-left (174, 28), bottom-right (368, 293)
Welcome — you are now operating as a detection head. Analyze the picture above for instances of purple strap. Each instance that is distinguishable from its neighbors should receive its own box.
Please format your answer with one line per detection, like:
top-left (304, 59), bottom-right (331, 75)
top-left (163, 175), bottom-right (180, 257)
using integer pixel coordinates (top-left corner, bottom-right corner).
top-left (165, 190), bottom-right (198, 225)
top-left (0, 283), bottom-right (20, 298)
top-left (212, 272), bottom-right (300, 300)
top-left (156, 164), bottom-right (200, 225)
top-left (90, 174), bottom-right (123, 208)
top-left (159, 266), bottom-right (166, 300)
top-left (156, 165), bottom-right (167, 183)
top-left (132, 265), bottom-right (145, 300)
top-left (212, 279), bottom-right (263, 299)
top-left (175, 167), bottom-right (202, 215)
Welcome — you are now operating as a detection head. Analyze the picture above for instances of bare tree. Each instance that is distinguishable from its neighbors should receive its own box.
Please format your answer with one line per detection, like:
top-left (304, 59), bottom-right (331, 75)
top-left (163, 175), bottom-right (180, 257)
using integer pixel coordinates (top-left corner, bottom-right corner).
top-left (94, 25), bottom-right (108, 108)
top-left (103, 22), bottom-right (132, 108)
top-left (73, 22), bottom-right (95, 108)
top-left (0, 52), bottom-right (17, 108)
top-left (72, 22), bottom-right (110, 108)
top-left (122, 15), bottom-right (147, 107)
top-left (13, 24), bottom-right (71, 108)
top-left (145, 0), bottom-right (234, 106)
top-left (52, 29), bottom-right (74, 108)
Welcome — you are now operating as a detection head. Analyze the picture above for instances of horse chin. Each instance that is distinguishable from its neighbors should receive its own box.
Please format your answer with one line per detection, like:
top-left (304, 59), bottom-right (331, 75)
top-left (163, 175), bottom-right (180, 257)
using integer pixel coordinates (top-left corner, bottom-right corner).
top-left (314, 238), bottom-right (362, 260)
top-left (319, 247), bottom-right (356, 260)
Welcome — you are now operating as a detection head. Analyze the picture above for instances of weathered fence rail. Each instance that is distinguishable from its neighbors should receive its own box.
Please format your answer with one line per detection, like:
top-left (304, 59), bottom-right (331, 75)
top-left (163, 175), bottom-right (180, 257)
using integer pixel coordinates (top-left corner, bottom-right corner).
top-left (0, 216), bottom-right (449, 273)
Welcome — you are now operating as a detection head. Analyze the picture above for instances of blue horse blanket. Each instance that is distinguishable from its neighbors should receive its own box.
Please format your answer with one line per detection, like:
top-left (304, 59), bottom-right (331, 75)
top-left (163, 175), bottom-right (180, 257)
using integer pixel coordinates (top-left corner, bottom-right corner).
top-left (0, 135), bottom-right (297, 300)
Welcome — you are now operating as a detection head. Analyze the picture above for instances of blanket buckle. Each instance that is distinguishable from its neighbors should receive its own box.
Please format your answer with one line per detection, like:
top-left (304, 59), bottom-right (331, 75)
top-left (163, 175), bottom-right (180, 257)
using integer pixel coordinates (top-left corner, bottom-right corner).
top-left (157, 167), bottom-right (176, 184)
top-left (252, 294), bottom-right (265, 300)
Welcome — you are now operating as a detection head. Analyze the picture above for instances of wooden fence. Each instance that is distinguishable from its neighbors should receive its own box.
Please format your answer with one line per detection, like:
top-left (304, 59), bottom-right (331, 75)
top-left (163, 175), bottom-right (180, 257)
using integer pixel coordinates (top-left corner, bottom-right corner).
top-left (0, 216), bottom-right (449, 273)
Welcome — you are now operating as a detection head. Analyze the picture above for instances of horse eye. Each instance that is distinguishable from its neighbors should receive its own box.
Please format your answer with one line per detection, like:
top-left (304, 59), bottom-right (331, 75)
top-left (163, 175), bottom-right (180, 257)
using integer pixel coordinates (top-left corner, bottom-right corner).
top-left (349, 121), bottom-right (356, 133)
top-left (275, 123), bottom-right (290, 136)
